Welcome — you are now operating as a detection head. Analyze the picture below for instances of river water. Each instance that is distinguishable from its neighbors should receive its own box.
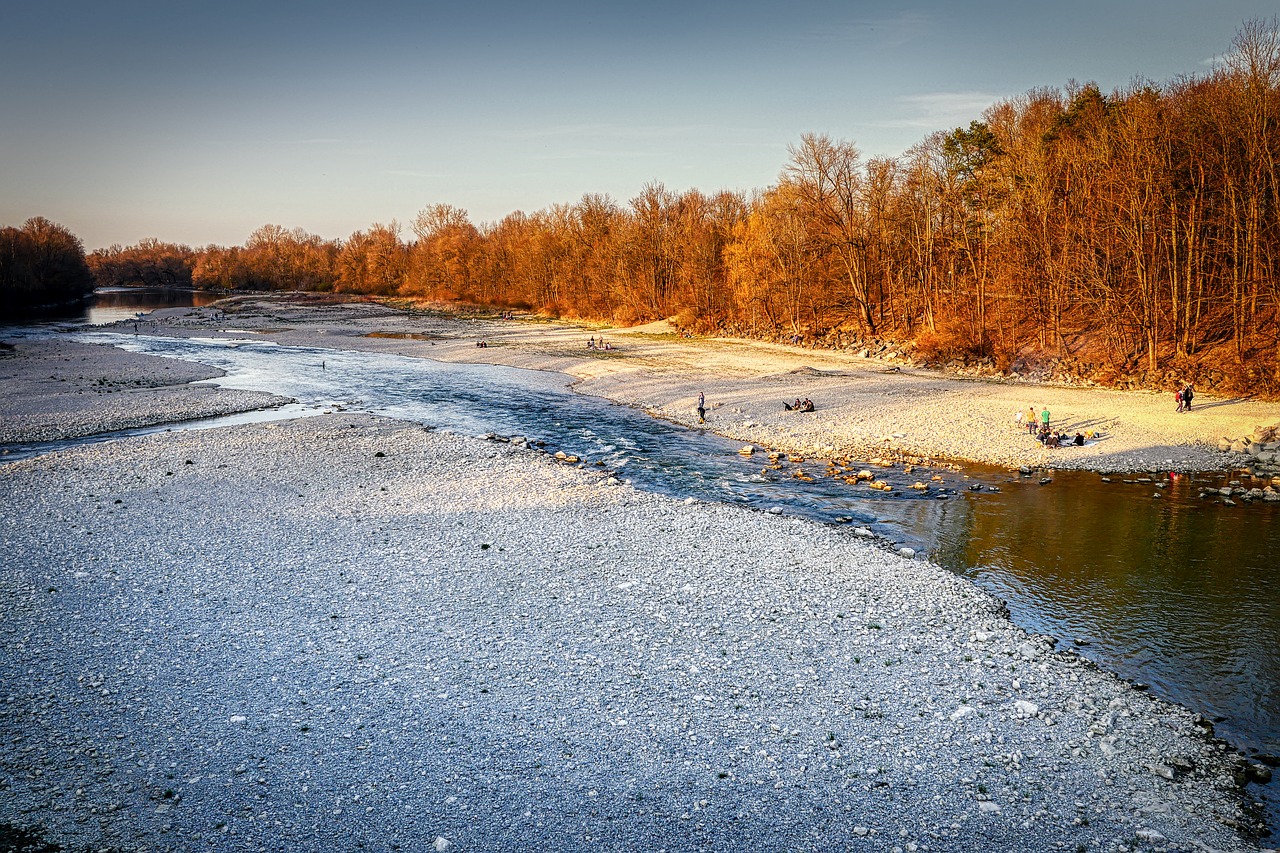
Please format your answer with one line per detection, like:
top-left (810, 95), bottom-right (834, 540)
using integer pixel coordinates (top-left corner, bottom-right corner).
top-left (4, 293), bottom-right (1277, 833)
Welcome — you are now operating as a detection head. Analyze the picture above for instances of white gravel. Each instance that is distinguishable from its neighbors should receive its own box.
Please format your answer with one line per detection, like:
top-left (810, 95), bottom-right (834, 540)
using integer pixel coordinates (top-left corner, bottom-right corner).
top-left (0, 415), bottom-right (1267, 851)
top-left (0, 340), bottom-right (290, 444)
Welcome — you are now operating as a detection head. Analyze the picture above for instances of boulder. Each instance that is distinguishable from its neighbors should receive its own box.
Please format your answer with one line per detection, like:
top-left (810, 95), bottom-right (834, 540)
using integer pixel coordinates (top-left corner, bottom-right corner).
top-left (1013, 700), bottom-right (1040, 718)
top-left (1245, 763), bottom-right (1273, 785)
top-left (1136, 829), bottom-right (1167, 845)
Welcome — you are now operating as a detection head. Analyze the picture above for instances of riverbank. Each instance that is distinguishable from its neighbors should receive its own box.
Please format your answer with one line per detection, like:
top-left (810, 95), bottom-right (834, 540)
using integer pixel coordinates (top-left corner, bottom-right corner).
top-left (0, 413), bottom-right (1269, 851)
top-left (0, 339), bottom-right (289, 444)
top-left (105, 295), bottom-right (1280, 474)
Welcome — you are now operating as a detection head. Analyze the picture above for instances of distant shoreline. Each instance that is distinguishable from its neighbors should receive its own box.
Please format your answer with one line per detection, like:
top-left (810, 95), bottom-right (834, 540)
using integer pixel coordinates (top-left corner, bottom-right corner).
top-left (87, 295), bottom-right (1280, 475)
top-left (5, 294), bottom-right (1279, 474)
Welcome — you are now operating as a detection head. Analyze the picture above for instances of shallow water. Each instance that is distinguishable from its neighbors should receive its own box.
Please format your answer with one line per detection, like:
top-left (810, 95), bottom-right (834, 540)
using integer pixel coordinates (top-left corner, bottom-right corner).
top-left (5, 325), bottom-right (1278, 834)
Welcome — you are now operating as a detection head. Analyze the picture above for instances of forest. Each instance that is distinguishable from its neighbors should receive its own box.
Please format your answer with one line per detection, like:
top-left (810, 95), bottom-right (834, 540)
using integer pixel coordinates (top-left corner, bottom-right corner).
top-left (0, 217), bottom-right (96, 315)
top-left (10, 21), bottom-right (1280, 395)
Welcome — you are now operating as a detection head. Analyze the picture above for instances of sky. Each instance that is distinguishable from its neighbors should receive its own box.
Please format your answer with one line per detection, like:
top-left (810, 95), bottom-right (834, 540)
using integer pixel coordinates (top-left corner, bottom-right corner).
top-left (1, 0), bottom-right (1275, 251)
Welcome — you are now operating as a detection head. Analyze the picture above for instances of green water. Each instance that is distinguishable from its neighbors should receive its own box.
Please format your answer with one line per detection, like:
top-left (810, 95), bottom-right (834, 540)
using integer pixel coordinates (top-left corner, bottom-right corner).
top-left (932, 468), bottom-right (1278, 816)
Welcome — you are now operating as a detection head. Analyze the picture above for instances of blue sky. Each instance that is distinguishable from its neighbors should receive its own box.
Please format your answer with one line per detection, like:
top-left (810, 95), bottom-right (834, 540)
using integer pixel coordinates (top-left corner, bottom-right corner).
top-left (1, 1), bottom-right (1274, 250)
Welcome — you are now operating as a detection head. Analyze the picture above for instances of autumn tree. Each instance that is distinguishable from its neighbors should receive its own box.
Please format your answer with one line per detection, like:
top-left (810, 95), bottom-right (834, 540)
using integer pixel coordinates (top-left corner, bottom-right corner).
top-left (782, 133), bottom-right (876, 333)
top-left (405, 205), bottom-right (479, 300)
top-left (88, 239), bottom-right (195, 288)
top-left (335, 222), bottom-right (405, 295)
top-left (0, 217), bottom-right (96, 318)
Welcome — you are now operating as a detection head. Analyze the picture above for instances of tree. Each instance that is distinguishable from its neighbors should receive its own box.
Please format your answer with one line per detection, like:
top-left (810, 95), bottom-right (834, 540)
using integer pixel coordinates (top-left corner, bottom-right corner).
top-left (0, 217), bottom-right (95, 318)
top-left (783, 133), bottom-right (877, 332)
top-left (335, 222), bottom-right (405, 295)
top-left (405, 205), bottom-right (479, 300)
top-left (88, 239), bottom-right (195, 288)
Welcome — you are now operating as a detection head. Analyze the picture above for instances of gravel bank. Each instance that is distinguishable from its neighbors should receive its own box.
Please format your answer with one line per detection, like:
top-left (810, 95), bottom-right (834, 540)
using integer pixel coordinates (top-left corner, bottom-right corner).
top-left (0, 339), bottom-right (290, 444)
top-left (110, 298), bottom-right (1280, 475)
top-left (0, 415), bottom-right (1267, 851)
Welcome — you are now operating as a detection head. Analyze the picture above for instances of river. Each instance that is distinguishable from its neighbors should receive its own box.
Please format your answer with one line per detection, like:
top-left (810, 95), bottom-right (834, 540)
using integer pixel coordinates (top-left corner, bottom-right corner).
top-left (3, 291), bottom-right (1277, 835)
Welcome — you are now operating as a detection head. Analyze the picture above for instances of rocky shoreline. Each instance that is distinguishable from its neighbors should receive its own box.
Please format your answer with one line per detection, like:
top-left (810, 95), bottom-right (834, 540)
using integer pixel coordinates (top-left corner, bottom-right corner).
top-left (76, 295), bottom-right (1280, 477)
top-left (0, 299), bottom-right (1276, 850)
top-left (0, 415), bottom-right (1271, 851)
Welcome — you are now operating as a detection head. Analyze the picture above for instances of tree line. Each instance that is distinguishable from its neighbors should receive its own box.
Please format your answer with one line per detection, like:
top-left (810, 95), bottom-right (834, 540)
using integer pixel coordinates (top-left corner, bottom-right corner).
top-left (16, 20), bottom-right (1280, 394)
top-left (0, 217), bottom-right (96, 317)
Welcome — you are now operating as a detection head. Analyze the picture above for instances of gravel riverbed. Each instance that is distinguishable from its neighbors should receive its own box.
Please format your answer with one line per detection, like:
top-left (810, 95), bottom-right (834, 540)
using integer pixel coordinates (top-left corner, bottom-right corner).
top-left (0, 340), bottom-right (290, 445)
top-left (0, 414), bottom-right (1269, 852)
top-left (100, 297), bottom-right (1280, 475)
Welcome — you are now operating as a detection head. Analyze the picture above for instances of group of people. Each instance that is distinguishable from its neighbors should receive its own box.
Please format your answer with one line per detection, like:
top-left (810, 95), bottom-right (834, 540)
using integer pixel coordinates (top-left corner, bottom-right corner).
top-left (1175, 383), bottom-right (1195, 412)
top-left (1039, 428), bottom-right (1085, 448)
top-left (785, 398), bottom-right (816, 412)
top-left (1015, 406), bottom-right (1052, 434)
top-left (1014, 405), bottom-right (1090, 448)
top-left (587, 336), bottom-right (614, 351)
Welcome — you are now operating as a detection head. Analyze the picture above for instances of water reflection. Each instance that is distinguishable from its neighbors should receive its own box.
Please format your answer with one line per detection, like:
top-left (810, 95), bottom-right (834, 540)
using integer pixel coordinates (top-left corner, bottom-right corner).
top-left (936, 471), bottom-right (1280, 758)
top-left (85, 287), bottom-right (220, 326)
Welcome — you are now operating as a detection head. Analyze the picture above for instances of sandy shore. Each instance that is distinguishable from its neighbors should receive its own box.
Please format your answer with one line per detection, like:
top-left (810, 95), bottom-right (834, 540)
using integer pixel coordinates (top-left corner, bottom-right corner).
top-left (102, 295), bottom-right (1280, 475)
top-left (0, 298), bottom-right (1275, 850)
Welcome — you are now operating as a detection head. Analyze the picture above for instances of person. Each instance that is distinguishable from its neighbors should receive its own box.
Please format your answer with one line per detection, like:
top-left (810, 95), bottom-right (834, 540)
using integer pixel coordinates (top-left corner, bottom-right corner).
top-left (1183, 383), bottom-right (1194, 411)
top-left (697, 391), bottom-right (706, 423)
top-left (588, 336), bottom-right (595, 349)
top-left (1040, 406), bottom-right (1051, 431)
top-left (1027, 406), bottom-right (1037, 434)
top-left (1174, 387), bottom-right (1184, 412)
top-left (1015, 410), bottom-right (1025, 430)
top-left (801, 398), bottom-right (815, 412)
top-left (1073, 432), bottom-right (1085, 446)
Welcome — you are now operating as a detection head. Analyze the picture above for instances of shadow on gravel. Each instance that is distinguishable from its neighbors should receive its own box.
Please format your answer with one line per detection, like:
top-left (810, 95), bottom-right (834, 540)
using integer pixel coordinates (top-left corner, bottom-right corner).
top-left (0, 824), bottom-right (67, 853)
